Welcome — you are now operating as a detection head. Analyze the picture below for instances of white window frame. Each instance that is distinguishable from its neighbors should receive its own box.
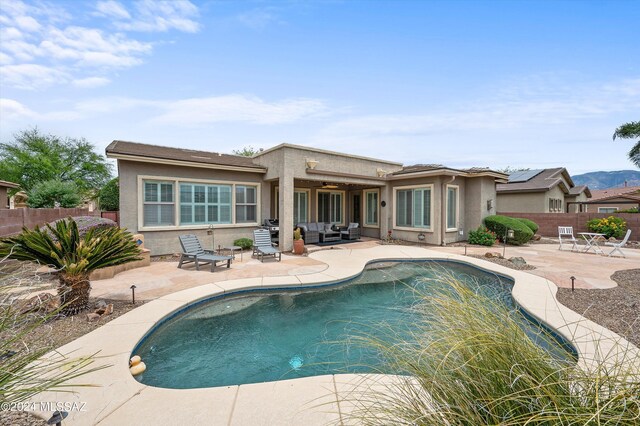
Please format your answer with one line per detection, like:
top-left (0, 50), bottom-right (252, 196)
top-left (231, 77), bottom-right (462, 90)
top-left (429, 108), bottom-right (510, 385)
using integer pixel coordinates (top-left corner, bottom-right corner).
top-left (142, 180), bottom-right (175, 227)
top-left (598, 207), bottom-right (618, 213)
top-left (235, 185), bottom-right (258, 224)
top-left (316, 189), bottom-right (345, 226)
top-left (179, 183), bottom-right (232, 225)
top-left (363, 189), bottom-right (379, 228)
top-left (446, 184), bottom-right (459, 231)
top-left (392, 184), bottom-right (435, 232)
top-left (137, 175), bottom-right (261, 231)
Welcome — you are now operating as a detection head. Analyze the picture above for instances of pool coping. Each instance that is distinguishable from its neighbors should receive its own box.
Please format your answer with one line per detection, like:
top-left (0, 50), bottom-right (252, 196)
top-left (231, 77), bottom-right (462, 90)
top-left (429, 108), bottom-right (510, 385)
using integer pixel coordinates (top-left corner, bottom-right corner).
top-left (30, 245), bottom-right (640, 426)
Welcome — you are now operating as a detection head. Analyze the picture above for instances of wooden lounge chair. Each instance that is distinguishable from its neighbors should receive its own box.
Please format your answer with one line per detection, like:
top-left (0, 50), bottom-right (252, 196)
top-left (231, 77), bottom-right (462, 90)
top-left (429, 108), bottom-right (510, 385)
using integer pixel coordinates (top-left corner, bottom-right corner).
top-left (253, 229), bottom-right (282, 262)
top-left (558, 226), bottom-right (578, 251)
top-left (178, 234), bottom-right (232, 272)
top-left (605, 229), bottom-right (631, 258)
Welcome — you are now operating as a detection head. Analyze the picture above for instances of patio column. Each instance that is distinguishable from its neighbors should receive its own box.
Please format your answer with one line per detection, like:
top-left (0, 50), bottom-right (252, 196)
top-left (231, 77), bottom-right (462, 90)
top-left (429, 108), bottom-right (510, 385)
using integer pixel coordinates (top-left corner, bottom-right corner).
top-left (279, 170), bottom-right (294, 252)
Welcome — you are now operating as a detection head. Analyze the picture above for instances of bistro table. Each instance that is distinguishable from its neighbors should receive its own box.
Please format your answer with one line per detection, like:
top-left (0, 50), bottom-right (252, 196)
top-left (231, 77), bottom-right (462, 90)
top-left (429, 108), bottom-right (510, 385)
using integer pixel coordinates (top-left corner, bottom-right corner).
top-left (578, 232), bottom-right (605, 255)
top-left (219, 245), bottom-right (243, 262)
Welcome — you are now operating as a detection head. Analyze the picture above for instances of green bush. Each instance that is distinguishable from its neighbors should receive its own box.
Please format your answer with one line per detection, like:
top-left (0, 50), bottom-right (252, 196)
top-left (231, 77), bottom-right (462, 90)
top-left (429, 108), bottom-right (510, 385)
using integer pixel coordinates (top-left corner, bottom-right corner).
top-left (233, 238), bottom-right (253, 250)
top-left (483, 215), bottom-right (533, 245)
top-left (516, 217), bottom-right (539, 234)
top-left (99, 177), bottom-right (119, 211)
top-left (27, 179), bottom-right (81, 208)
top-left (468, 226), bottom-right (496, 246)
top-left (587, 216), bottom-right (627, 239)
top-left (618, 207), bottom-right (639, 213)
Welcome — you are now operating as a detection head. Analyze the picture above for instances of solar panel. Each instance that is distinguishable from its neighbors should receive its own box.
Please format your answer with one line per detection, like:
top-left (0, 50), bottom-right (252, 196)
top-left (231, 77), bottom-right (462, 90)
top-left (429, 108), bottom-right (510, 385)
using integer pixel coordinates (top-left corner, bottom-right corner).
top-left (508, 169), bottom-right (544, 183)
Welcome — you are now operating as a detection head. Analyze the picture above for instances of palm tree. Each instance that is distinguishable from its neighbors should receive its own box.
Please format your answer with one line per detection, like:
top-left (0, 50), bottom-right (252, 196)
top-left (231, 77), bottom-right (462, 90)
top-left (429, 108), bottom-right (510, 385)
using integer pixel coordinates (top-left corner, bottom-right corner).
top-left (0, 218), bottom-right (141, 315)
top-left (613, 121), bottom-right (640, 168)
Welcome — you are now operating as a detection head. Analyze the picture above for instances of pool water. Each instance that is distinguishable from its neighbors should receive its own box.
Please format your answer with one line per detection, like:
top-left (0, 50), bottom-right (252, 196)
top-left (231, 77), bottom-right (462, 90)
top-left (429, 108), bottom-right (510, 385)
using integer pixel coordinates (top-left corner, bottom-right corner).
top-left (134, 261), bottom-right (571, 389)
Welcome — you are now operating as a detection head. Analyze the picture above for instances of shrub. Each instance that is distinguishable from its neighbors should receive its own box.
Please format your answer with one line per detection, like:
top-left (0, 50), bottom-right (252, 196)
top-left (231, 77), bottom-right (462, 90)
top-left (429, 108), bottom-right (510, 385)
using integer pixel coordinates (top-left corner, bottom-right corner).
top-left (27, 179), bottom-right (81, 208)
top-left (483, 215), bottom-right (533, 245)
top-left (467, 226), bottom-right (496, 246)
top-left (351, 276), bottom-right (640, 425)
top-left (618, 207), bottom-right (639, 213)
top-left (0, 218), bottom-right (141, 315)
top-left (587, 216), bottom-right (627, 239)
top-left (516, 217), bottom-right (539, 234)
top-left (98, 177), bottom-right (119, 211)
top-left (233, 238), bottom-right (253, 250)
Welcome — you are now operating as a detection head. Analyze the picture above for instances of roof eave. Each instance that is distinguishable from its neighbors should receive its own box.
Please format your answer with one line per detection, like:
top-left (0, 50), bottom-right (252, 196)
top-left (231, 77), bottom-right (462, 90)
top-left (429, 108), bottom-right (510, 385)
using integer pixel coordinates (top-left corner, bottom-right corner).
top-left (106, 153), bottom-right (267, 173)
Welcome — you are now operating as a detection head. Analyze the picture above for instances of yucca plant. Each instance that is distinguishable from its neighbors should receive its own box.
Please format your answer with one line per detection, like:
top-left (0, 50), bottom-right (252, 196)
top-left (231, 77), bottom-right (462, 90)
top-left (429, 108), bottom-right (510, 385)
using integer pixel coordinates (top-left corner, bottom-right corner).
top-left (0, 218), bottom-right (141, 315)
top-left (347, 276), bottom-right (640, 425)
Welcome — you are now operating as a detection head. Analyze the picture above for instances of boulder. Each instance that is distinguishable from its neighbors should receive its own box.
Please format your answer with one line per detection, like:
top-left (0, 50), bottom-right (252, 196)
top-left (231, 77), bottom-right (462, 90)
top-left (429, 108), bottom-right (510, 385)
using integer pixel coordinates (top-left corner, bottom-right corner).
top-left (532, 234), bottom-right (542, 241)
top-left (86, 313), bottom-right (101, 322)
top-left (509, 257), bottom-right (527, 267)
top-left (96, 299), bottom-right (107, 309)
top-left (484, 252), bottom-right (503, 259)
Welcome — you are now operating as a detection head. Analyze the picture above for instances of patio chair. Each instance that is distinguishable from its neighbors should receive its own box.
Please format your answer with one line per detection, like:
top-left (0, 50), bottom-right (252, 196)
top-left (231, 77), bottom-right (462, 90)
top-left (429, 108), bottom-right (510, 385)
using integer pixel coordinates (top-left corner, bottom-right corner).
top-left (605, 229), bottom-right (631, 258)
top-left (178, 234), bottom-right (232, 272)
top-left (558, 226), bottom-right (579, 251)
top-left (297, 222), bottom-right (319, 244)
top-left (340, 223), bottom-right (361, 240)
top-left (253, 229), bottom-right (282, 262)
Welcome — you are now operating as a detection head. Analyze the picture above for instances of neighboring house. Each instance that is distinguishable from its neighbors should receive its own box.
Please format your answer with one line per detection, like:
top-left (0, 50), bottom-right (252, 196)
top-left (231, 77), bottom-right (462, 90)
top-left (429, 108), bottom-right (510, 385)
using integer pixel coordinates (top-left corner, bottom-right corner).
top-left (106, 141), bottom-right (507, 254)
top-left (0, 180), bottom-right (19, 209)
top-left (583, 186), bottom-right (640, 213)
top-left (496, 168), bottom-right (591, 213)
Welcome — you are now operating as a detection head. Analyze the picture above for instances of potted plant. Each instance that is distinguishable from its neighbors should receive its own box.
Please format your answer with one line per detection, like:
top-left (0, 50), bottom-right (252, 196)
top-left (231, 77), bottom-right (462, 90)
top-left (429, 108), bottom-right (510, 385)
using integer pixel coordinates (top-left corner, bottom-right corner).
top-left (293, 227), bottom-right (304, 255)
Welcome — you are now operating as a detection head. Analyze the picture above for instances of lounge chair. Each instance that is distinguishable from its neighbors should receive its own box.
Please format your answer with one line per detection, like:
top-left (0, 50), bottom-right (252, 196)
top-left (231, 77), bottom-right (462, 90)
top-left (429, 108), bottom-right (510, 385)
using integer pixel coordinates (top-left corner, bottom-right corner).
top-left (253, 229), bottom-right (282, 262)
top-left (605, 229), bottom-right (631, 258)
top-left (340, 223), bottom-right (361, 240)
top-left (558, 226), bottom-right (578, 251)
top-left (178, 234), bottom-right (232, 272)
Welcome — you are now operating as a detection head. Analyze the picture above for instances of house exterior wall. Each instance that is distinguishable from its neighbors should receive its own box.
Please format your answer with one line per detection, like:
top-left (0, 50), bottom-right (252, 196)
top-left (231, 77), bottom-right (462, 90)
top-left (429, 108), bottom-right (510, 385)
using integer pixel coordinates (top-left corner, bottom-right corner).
top-left (565, 192), bottom-right (589, 212)
top-left (544, 185), bottom-right (566, 213)
top-left (585, 196), bottom-right (640, 213)
top-left (0, 187), bottom-right (8, 209)
top-left (118, 160), bottom-right (264, 255)
top-left (496, 192), bottom-right (547, 213)
top-left (464, 176), bottom-right (497, 231)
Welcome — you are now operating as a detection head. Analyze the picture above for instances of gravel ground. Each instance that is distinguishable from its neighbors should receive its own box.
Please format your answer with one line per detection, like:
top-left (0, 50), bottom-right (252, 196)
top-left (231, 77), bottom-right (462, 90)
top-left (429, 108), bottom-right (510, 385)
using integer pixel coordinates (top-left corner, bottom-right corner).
top-left (557, 269), bottom-right (640, 346)
top-left (467, 254), bottom-right (537, 270)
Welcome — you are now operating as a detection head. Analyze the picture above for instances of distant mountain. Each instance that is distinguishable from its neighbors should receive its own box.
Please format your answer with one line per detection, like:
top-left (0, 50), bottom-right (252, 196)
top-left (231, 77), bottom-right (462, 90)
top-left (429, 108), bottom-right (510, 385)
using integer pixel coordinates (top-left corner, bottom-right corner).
top-left (572, 170), bottom-right (640, 190)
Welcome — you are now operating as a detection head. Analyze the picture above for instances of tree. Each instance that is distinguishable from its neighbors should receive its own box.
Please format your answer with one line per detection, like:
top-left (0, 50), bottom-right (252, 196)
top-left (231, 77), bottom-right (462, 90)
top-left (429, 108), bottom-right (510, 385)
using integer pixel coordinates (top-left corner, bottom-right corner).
top-left (613, 121), bottom-right (640, 168)
top-left (0, 128), bottom-right (112, 194)
top-left (0, 218), bottom-right (141, 315)
top-left (27, 179), bottom-right (82, 208)
top-left (232, 146), bottom-right (263, 157)
top-left (99, 177), bottom-right (120, 211)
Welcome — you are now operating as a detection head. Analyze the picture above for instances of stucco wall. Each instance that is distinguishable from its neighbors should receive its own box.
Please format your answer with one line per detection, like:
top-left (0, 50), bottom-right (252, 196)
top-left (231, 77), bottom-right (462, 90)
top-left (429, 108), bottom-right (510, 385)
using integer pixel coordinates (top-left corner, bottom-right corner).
top-left (118, 160), bottom-right (264, 255)
top-left (496, 192), bottom-right (547, 213)
top-left (545, 185), bottom-right (565, 213)
top-left (0, 187), bottom-right (8, 209)
top-left (464, 176), bottom-right (497, 231)
top-left (585, 197), bottom-right (640, 213)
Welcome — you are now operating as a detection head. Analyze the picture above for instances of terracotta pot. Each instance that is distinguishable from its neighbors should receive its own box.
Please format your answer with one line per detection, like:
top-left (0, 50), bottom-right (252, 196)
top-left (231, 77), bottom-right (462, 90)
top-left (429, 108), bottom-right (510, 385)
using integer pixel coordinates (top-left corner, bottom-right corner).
top-left (293, 239), bottom-right (305, 255)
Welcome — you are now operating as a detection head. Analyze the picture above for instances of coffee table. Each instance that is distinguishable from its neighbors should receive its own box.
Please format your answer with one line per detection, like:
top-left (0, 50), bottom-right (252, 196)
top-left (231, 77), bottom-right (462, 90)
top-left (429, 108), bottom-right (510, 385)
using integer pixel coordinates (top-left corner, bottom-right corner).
top-left (319, 231), bottom-right (341, 243)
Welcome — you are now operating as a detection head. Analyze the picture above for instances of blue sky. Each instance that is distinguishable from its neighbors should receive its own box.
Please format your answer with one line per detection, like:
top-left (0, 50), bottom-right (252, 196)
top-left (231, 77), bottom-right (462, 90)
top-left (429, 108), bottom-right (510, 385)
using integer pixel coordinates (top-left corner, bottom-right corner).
top-left (1, 0), bottom-right (638, 174)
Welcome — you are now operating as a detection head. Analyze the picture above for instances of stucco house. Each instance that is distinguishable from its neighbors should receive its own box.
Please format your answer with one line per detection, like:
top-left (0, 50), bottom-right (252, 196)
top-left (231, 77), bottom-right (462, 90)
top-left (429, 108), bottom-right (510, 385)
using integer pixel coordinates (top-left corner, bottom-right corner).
top-left (106, 141), bottom-right (507, 255)
top-left (583, 186), bottom-right (640, 213)
top-left (496, 168), bottom-right (591, 214)
top-left (0, 180), bottom-right (19, 209)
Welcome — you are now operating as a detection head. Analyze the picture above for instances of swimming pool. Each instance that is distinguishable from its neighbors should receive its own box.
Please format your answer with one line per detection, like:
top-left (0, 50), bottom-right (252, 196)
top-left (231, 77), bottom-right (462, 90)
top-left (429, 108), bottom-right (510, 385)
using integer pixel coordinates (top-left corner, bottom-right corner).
top-left (133, 260), bottom-right (574, 389)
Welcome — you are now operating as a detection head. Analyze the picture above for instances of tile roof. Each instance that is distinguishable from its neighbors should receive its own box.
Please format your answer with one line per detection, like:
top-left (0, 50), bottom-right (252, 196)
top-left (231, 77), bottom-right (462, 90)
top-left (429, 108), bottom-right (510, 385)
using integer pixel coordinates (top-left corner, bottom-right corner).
top-left (105, 140), bottom-right (266, 171)
top-left (497, 168), bottom-right (571, 193)
top-left (567, 185), bottom-right (591, 197)
top-left (589, 186), bottom-right (640, 201)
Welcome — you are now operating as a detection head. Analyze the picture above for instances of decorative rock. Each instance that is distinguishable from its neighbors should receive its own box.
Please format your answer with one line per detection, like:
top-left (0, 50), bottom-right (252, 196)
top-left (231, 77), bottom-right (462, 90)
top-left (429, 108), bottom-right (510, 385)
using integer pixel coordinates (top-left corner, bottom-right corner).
top-left (17, 293), bottom-right (59, 315)
top-left (130, 355), bottom-right (141, 366)
top-left (96, 300), bottom-right (107, 309)
top-left (484, 252), bottom-right (503, 259)
top-left (533, 234), bottom-right (542, 241)
top-left (509, 257), bottom-right (527, 267)
top-left (86, 313), bottom-right (101, 322)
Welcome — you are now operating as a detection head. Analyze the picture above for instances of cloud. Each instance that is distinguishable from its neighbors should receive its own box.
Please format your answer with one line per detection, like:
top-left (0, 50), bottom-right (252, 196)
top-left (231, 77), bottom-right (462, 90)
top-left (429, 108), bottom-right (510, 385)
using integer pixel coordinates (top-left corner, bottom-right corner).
top-left (0, 0), bottom-right (199, 90)
top-left (72, 76), bottom-right (111, 88)
top-left (94, 0), bottom-right (131, 20)
top-left (236, 8), bottom-right (282, 30)
top-left (101, 0), bottom-right (201, 33)
top-left (149, 95), bottom-right (329, 125)
top-left (0, 98), bottom-right (36, 120)
top-left (0, 64), bottom-right (70, 90)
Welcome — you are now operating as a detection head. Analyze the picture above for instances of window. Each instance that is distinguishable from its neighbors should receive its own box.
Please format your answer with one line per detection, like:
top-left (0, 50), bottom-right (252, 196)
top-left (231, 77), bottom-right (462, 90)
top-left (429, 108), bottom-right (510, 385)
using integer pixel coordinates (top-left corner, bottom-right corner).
top-left (235, 185), bottom-right (257, 223)
top-left (446, 185), bottom-right (459, 230)
top-left (395, 187), bottom-right (432, 229)
top-left (294, 190), bottom-right (308, 224)
top-left (317, 191), bottom-right (343, 224)
top-left (598, 207), bottom-right (618, 213)
top-left (549, 198), bottom-right (562, 213)
top-left (364, 190), bottom-right (379, 226)
top-left (180, 183), bottom-right (232, 225)
top-left (143, 181), bottom-right (175, 226)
